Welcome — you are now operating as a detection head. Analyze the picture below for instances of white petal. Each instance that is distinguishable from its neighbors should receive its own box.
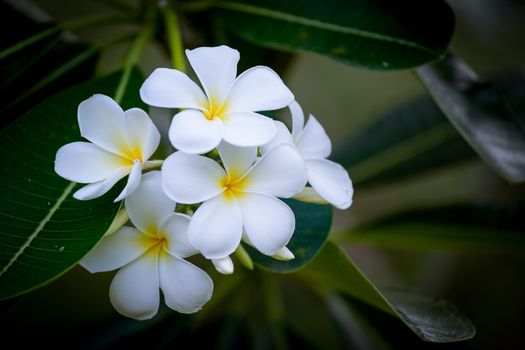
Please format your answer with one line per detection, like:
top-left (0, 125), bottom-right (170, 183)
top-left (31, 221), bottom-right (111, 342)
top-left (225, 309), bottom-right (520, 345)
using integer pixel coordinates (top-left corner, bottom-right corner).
top-left (125, 171), bottom-right (176, 233)
top-left (306, 159), bottom-right (354, 209)
top-left (55, 142), bottom-right (122, 183)
top-left (242, 144), bottom-right (307, 198)
top-left (159, 251), bottom-right (213, 314)
top-left (272, 246), bottom-right (295, 261)
top-left (238, 193), bottom-right (295, 256)
top-left (73, 167), bottom-right (129, 200)
top-left (140, 67), bottom-right (207, 109)
top-left (260, 121), bottom-right (294, 155)
top-left (109, 251), bottom-right (160, 320)
top-left (224, 66), bottom-right (294, 113)
top-left (80, 226), bottom-right (154, 273)
top-left (222, 112), bottom-right (276, 147)
top-left (168, 109), bottom-right (224, 154)
top-left (160, 213), bottom-right (196, 259)
top-left (161, 151), bottom-right (226, 204)
top-left (188, 195), bottom-right (242, 259)
top-left (78, 94), bottom-right (128, 155)
top-left (186, 45), bottom-right (239, 104)
top-left (123, 108), bottom-right (160, 161)
top-left (289, 100), bottom-right (305, 141)
top-left (217, 141), bottom-right (256, 178)
top-left (292, 186), bottom-right (329, 205)
top-left (212, 256), bottom-right (234, 275)
top-left (114, 161), bottom-right (142, 202)
top-left (296, 114), bottom-right (332, 160)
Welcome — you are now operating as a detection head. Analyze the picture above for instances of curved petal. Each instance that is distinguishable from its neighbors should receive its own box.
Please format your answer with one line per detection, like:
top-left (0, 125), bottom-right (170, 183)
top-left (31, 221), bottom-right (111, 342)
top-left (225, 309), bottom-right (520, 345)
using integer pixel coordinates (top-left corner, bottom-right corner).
top-left (162, 151), bottom-right (226, 204)
top-left (292, 186), bottom-right (329, 205)
top-left (306, 159), bottom-right (353, 210)
top-left (239, 193), bottom-right (295, 256)
top-left (140, 68), bottom-right (207, 109)
top-left (109, 250), bottom-right (160, 320)
top-left (80, 226), bottom-right (154, 273)
top-left (159, 251), bottom-right (213, 314)
top-left (55, 142), bottom-right (122, 183)
top-left (260, 121), bottom-right (294, 155)
top-left (222, 112), bottom-right (276, 147)
top-left (73, 167), bottom-right (129, 201)
top-left (168, 109), bottom-right (223, 154)
top-left (114, 161), bottom-right (142, 202)
top-left (296, 114), bottom-right (332, 160)
top-left (126, 171), bottom-right (176, 233)
top-left (186, 46), bottom-right (239, 105)
top-left (78, 94), bottom-right (128, 155)
top-left (217, 141), bottom-right (257, 178)
top-left (242, 144), bottom-right (307, 198)
top-left (188, 195), bottom-right (242, 259)
top-left (224, 66), bottom-right (294, 113)
top-left (212, 256), bottom-right (234, 275)
top-left (272, 246), bottom-right (295, 261)
top-left (123, 108), bottom-right (160, 161)
top-left (159, 213), bottom-right (196, 259)
top-left (289, 100), bottom-right (305, 141)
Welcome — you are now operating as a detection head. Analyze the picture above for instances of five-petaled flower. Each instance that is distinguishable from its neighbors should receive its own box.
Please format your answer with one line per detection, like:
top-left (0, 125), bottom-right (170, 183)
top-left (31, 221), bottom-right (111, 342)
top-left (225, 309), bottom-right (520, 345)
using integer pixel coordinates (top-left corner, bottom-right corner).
top-left (81, 171), bottom-right (213, 320)
top-left (54, 94), bottom-right (161, 202)
top-left (161, 141), bottom-right (307, 260)
top-left (140, 45), bottom-right (294, 154)
top-left (262, 101), bottom-right (354, 209)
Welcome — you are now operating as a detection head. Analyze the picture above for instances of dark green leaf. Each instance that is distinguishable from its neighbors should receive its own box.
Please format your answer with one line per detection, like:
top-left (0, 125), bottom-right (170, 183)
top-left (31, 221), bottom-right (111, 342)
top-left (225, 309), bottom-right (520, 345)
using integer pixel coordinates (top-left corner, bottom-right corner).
top-left (335, 202), bottom-right (525, 252)
top-left (213, 0), bottom-right (455, 70)
top-left (332, 96), bottom-right (476, 186)
top-left (0, 2), bottom-right (98, 129)
top-left (244, 199), bottom-right (332, 273)
top-left (297, 242), bottom-right (476, 342)
top-left (0, 70), bottom-right (144, 300)
top-left (418, 54), bottom-right (525, 183)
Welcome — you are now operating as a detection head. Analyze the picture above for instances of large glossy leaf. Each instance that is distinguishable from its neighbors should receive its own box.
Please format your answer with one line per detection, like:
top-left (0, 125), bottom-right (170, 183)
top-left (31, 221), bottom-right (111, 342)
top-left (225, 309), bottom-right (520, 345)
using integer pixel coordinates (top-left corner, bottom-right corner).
top-left (335, 202), bottom-right (525, 252)
top-left (212, 0), bottom-right (455, 70)
top-left (244, 199), bottom-right (332, 273)
top-left (297, 242), bottom-right (476, 342)
top-left (418, 54), bottom-right (525, 183)
top-left (0, 70), bottom-right (144, 300)
top-left (332, 96), bottom-right (476, 186)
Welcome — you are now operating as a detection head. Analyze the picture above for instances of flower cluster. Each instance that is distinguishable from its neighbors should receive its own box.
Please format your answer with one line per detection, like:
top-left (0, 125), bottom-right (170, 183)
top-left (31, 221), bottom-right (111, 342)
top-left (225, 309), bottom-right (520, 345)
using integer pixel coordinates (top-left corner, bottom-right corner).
top-left (54, 45), bottom-right (353, 320)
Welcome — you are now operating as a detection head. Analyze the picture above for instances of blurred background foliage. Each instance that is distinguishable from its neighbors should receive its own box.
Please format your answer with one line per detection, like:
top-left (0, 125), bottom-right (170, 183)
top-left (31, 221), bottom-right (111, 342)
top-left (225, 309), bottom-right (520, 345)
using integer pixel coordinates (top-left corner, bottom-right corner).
top-left (0, 0), bottom-right (524, 349)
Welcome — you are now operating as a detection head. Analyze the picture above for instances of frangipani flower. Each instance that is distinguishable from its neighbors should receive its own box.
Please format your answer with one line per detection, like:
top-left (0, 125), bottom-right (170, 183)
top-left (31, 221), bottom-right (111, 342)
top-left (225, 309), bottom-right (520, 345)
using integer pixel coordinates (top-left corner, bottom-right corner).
top-left (262, 101), bottom-right (353, 209)
top-left (81, 171), bottom-right (213, 320)
top-left (140, 45), bottom-right (294, 154)
top-left (161, 142), bottom-right (307, 260)
top-left (54, 94), bottom-right (161, 202)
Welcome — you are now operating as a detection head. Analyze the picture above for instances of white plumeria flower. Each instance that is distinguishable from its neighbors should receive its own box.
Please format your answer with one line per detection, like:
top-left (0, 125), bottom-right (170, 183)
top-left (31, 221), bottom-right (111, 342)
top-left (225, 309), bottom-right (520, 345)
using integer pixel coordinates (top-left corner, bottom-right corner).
top-left (140, 45), bottom-right (294, 154)
top-left (262, 101), bottom-right (354, 209)
top-left (161, 142), bottom-right (307, 260)
top-left (54, 94), bottom-right (161, 202)
top-left (81, 171), bottom-right (213, 320)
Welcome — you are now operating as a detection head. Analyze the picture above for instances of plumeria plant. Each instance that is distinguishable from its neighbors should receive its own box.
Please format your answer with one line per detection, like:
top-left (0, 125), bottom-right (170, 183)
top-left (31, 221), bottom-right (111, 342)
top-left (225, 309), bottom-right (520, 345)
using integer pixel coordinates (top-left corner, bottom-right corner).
top-left (2, 0), bottom-right (524, 348)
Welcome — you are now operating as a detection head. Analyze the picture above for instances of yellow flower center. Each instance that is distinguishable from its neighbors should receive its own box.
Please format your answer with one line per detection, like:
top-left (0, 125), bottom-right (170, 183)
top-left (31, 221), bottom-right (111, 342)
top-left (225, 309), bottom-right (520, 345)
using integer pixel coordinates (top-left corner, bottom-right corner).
top-left (220, 171), bottom-right (249, 201)
top-left (203, 98), bottom-right (228, 121)
top-left (140, 226), bottom-right (169, 255)
top-left (118, 144), bottom-right (144, 167)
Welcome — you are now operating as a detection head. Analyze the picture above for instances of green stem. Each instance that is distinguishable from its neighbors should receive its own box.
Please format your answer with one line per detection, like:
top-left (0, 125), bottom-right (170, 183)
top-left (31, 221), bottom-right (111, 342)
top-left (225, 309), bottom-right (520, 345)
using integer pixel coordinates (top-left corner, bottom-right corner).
top-left (114, 7), bottom-right (157, 104)
top-left (0, 12), bottom-right (134, 60)
top-left (234, 245), bottom-right (254, 270)
top-left (161, 5), bottom-right (185, 71)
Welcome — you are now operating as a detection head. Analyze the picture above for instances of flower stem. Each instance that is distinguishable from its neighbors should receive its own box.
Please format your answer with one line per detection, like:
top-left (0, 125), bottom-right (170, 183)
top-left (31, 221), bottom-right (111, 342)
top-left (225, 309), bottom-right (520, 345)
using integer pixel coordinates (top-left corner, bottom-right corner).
top-left (235, 245), bottom-right (254, 270)
top-left (161, 4), bottom-right (186, 72)
top-left (143, 160), bottom-right (164, 170)
top-left (113, 7), bottom-right (157, 104)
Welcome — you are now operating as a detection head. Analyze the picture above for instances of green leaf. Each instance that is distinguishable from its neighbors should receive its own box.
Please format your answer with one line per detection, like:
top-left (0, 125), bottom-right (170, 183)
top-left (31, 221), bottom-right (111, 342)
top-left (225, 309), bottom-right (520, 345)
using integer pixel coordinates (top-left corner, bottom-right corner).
top-left (212, 0), bottom-right (455, 70)
top-left (418, 54), bottom-right (525, 183)
top-left (0, 70), bottom-right (144, 300)
top-left (332, 96), bottom-right (476, 185)
top-left (334, 203), bottom-right (525, 252)
top-left (244, 199), bottom-right (332, 273)
top-left (297, 242), bottom-right (476, 342)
